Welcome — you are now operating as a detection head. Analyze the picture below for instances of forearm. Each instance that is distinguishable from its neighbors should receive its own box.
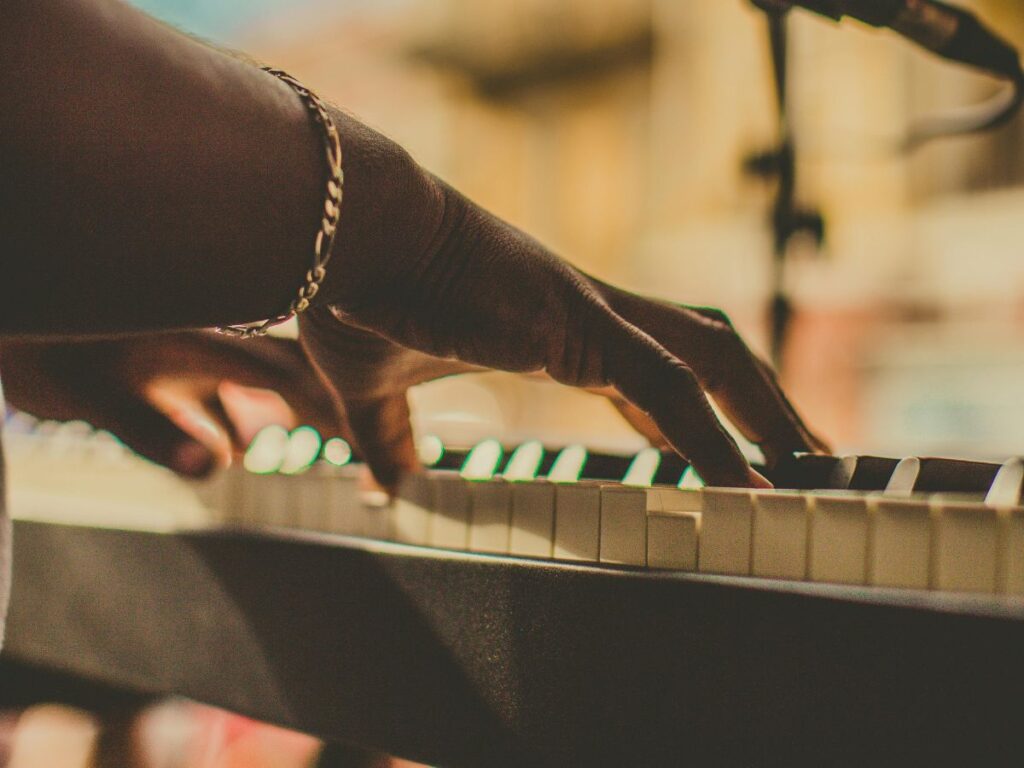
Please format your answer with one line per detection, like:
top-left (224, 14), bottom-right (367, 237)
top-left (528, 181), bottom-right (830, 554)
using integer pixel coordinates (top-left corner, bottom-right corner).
top-left (0, 0), bottom-right (324, 335)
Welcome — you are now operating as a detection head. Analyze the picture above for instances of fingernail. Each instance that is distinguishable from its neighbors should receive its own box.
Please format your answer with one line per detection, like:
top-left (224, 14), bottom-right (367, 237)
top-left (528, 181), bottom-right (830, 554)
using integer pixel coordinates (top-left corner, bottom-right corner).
top-left (749, 468), bottom-right (774, 489)
top-left (172, 442), bottom-right (215, 477)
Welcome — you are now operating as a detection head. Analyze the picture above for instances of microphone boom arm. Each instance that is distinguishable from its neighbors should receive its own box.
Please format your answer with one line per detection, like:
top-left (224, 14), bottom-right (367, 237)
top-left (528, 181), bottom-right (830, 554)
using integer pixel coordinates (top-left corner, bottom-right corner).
top-left (750, 0), bottom-right (1024, 148)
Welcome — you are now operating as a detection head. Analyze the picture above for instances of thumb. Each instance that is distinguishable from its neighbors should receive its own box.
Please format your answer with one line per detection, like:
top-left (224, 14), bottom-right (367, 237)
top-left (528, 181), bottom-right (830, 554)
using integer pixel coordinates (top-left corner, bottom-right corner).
top-left (141, 384), bottom-right (234, 475)
top-left (89, 395), bottom-right (224, 478)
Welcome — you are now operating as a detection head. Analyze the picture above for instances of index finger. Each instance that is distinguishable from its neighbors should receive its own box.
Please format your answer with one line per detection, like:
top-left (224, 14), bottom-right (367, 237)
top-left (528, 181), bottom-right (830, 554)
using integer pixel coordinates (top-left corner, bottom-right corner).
top-left (588, 312), bottom-right (771, 488)
top-left (596, 287), bottom-right (825, 465)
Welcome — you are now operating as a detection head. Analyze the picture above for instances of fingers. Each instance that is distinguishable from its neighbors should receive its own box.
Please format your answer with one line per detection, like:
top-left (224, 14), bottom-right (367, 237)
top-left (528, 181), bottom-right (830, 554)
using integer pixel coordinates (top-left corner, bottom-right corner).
top-left (88, 393), bottom-right (225, 477)
top-left (582, 385), bottom-right (671, 450)
top-left (141, 383), bottom-right (234, 473)
top-left (750, 354), bottom-right (831, 456)
top-left (593, 285), bottom-right (824, 465)
top-left (691, 318), bottom-right (817, 465)
top-left (686, 311), bottom-right (826, 464)
top-left (596, 313), bottom-right (769, 488)
top-left (175, 333), bottom-right (344, 439)
top-left (342, 395), bottom-right (421, 493)
top-left (299, 307), bottom-right (486, 491)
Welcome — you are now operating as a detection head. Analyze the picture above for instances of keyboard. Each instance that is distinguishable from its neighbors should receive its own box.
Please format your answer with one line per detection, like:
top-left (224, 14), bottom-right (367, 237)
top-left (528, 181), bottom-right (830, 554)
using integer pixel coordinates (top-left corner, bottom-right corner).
top-left (14, 422), bottom-right (1021, 596)
top-left (4, 420), bottom-right (1024, 765)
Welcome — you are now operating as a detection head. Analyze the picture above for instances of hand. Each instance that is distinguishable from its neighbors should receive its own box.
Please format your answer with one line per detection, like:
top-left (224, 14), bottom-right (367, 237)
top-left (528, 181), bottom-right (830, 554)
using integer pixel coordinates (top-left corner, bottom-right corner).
top-left (301, 115), bottom-right (827, 490)
top-left (0, 332), bottom-right (342, 477)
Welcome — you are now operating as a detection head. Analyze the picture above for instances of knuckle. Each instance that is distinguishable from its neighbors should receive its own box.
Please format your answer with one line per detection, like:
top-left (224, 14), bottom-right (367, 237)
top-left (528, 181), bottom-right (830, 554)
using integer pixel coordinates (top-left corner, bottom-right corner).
top-left (698, 324), bottom-right (748, 395)
top-left (549, 290), bottom-right (615, 387)
top-left (692, 306), bottom-right (734, 329)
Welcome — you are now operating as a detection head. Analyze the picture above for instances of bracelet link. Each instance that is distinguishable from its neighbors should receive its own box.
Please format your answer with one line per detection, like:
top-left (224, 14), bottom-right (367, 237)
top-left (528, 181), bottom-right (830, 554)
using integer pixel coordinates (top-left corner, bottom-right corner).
top-left (218, 67), bottom-right (343, 339)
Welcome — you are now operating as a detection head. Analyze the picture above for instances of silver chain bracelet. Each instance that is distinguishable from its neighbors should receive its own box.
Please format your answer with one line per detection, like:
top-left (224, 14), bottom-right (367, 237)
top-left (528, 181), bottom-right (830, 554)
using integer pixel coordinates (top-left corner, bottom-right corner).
top-left (218, 67), bottom-right (343, 338)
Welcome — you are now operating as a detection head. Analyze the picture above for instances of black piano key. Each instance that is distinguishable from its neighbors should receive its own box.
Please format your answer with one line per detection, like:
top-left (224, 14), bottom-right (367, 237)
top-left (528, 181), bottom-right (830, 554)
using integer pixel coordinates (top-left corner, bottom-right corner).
top-left (768, 454), bottom-right (850, 490)
top-left (537, 450), bottom-right (559, 477)
top-left (652, 453), bottom-right (690, 486)
top-left (847, 456), bottom-right (902, 491)
top-left (432, 451), bottom-right (464, 471)
top-left (579, 452), bottom-right (634, 481)
top-left (904, 458), bottom-right (1002, 494)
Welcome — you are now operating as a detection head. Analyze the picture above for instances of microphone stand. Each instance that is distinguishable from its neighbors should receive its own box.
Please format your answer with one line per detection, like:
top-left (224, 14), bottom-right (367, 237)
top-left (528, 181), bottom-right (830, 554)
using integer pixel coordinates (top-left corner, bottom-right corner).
top-left (744, 5), bottom-right (825, 369)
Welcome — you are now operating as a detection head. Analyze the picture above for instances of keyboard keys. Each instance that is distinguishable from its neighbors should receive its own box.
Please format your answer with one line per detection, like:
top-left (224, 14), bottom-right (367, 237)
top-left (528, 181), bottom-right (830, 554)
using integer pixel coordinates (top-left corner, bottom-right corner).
top-left (361, 492), bottom-right (393, 540)
top-left (392, 473), bottom-right (433, 545)
top-left (986, 458), bottom-right (1024, 508)
top-left (808, 494), bottom-right (870, 585)
top-left (771, 454), bottom-right (852, 490)
top-left (698, 488), bottom-right (753, 575)
top-left (547, 444), bottom-right (588, 483)
top-left (886, 457), bottom-right (1000, 495)
top-left (846, 456), bottom-right (901, 491)
top-left (18, 417), bottom-right (1024, 600)
top-left (622, 448), bottom-right (661, 487)
top-left (509, 480), bottom-right (556, 558)
top-left (1000, 507), bottom-right (1024, 596)
top-left (752, 492), bottom-right (809, 580)
top-left (647, 510), bottom-right (698, 570)
top-left (599, 486), bottom-right (650, 566)
top-left (293, 464), bottom-right (333, 531)
top-left (429, 471), bottom-right (472, 550)
top-left (553, 483), bottom-right (601, 561)
top-left (932, 498), bottom-right (999, 593)
top-left (324, 466), bottom-right (363, 535)
top-left (869, 497), bottom-right (934, 590)
top-left (467, 480), bottom-right (512, 554)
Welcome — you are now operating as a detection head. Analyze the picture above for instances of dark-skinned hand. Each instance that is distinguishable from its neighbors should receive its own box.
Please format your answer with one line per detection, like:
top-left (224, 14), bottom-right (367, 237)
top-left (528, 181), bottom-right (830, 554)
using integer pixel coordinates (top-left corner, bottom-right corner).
top-left (0, 332), bottom-right (342, 477)
top-left (301, 111), bottom-right (828, 492)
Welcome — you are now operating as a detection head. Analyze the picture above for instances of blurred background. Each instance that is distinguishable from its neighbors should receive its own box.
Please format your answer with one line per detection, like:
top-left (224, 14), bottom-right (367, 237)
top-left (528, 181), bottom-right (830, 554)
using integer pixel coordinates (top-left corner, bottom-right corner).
top-left (8, 2), bottom-right (1024, 766)
top-left (129, 0), bottom-right (1024, 462)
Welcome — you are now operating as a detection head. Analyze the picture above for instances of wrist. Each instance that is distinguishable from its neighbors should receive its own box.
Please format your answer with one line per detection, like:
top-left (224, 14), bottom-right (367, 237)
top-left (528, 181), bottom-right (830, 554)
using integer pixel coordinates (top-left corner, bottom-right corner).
top-left (317, 107), bottom-right (446, 311)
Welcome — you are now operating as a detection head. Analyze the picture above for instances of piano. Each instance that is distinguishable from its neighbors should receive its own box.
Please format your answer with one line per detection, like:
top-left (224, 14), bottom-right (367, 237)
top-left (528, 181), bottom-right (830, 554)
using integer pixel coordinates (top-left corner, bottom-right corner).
top-left (3, 419), bottom-right (1024, 766)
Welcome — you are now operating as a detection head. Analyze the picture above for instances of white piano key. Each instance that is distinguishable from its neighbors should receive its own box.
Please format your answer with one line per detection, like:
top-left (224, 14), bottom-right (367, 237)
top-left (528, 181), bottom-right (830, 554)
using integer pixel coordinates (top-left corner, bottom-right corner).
top-left (932, 498), bottom-right (999, 594)
top-left (752, 492), bottom-right (809, 580)
top-left (509, 481), bottom-right (557, 558)
top-left (869, 497), bottom-right (934, 590)
top-left (643, 486), bottom-right (703, 570)
top-left (808, 494), bottom-right (870, 585)
top-left (323, 466), bottom-right (363, 535)
top-left (884, 457), bottom-right (920, 497)
top-left (429, 472), bottom-right (471, 550)
top-left (188, 464), bottom-right (244, 524)
top-left (361, 492), bottom-right (393, 540)
top-left (647, 511), bottom-right (698, 571)
top-left (622, 447), bottom-right (661, 487)
top-left (467, 479), bottom-right (512, 554)
top-left (599, 486), bottom-right (649, 566)
top-left (292, 464), bottom-right (333, 531)
top-left (657, 488), bottom-right (703, 514)
top-left (240, 426), bottom-right (290, 527)
top-left (279, 427), bottom-right (323, 476)
top-left (416, 434), bottom-right (446, 467)
top-left (392, 473), bottom-right (433, 545)
top-left (999, 507), bottom-right (1024, 596)
top-left (547, 444), bottom-right (588, 484)
top-left (986, 458), bottom-right (1024, 508)
top-left (243, 425), bottom-right (289, 473)
top-left (321, 437), bottom-right (353, 469)
top-left (677, 466), bottom-right (705, 490)
top-left (503, 441), bottom-right (544, 481)
top-left (553, 483), bottom-right (601, 561)
top-left (460, 439), bottom-right (505, 481)
top-left (241, 472), bottom-right (289, 527)
top-left (698, 488), bottom-right (753, 576)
